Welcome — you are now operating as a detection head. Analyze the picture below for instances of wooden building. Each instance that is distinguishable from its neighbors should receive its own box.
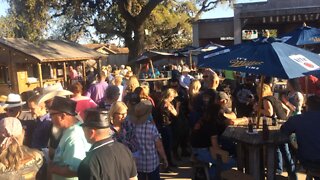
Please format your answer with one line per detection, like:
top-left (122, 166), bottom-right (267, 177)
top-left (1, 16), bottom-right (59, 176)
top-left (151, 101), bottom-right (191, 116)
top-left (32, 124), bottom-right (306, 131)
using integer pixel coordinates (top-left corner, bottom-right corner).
top-left (193, 0), bottom-right (320, 46)
top-left (83, 43), bottom-right (129, 66)
top-left (0, 38), bottom-right (105, 95)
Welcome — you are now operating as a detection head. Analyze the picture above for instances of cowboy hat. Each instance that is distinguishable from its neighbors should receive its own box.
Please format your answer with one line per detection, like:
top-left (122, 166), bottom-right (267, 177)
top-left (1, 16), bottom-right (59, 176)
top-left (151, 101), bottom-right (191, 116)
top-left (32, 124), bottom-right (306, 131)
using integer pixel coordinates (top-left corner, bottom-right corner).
top-left (81, 109), bottom-right (110, 129)
top-left (182, 66), bottom-right (191, 73)
top-left (49, 96), bottom-right (77, 116)
top-left (130, 100), bottom-right (153, 125)
top-left (37, 83), bottom-right (73, 105)
top-left (0, 95), bottom-right (7, 103)
top-left (0, 93), bottom-right (26, 109)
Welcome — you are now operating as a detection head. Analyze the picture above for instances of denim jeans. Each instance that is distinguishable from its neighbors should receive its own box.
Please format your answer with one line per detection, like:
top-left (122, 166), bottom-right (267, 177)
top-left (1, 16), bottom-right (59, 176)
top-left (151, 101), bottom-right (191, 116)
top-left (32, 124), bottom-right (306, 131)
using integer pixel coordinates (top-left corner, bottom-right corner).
top-left (138, 166), bottom-right (160, 180)
top-left (276, 143), bottom-right (297, 180)
top-left (159, 125), bottom-right (173, 165)
top-left (192, 148), bottom-right (236, 179)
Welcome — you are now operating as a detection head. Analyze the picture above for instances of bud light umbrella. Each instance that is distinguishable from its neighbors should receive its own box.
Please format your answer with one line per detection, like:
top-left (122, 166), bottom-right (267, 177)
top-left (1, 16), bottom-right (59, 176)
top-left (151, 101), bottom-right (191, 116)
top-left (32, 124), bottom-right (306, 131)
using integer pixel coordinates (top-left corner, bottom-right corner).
top-left (279, 23), bottom-right (320, 46)
top-left (198, 37), bottom-right (320, 79)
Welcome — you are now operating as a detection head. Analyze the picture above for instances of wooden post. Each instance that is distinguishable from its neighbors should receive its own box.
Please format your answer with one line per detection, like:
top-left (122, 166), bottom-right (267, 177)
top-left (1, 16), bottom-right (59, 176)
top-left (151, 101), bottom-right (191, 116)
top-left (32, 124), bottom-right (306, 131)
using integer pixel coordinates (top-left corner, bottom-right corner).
top-left (97, 59), bottom-right (101, 71)
top-left (63, 62), bottom-right (67, 85)
top-left (149, 59), bottom-right (156, 78)
top-left (189, 51), bottom-right (192, 68)
top-left (82, 61), bottom-right (86, 84)
top-left (137, 64), bottom-right (142, 78)
top-left (8, 50), bottom-right (18, 93)
top-left (256, 75), bottom-right (265, 128)
top-left (37, 63), bottom-right (43, 88)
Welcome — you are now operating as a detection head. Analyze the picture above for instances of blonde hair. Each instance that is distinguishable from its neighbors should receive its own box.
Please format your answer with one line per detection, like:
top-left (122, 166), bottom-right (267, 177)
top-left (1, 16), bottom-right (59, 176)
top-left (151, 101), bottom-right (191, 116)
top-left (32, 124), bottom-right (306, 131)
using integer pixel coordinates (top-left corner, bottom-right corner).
top-left (0, 135), bottom-right (24, 171)
top-left (126, 76), bottom-right (140, 93)
top-left (161, 88), bottom-right (178, 102)
top-left (257, 83), bottom-right (273, 98)
top-left (108, 101), bottom-right (128, 123)
top-left (114, 75), bottom-right (123, 86)
top-left (189, 80), bottom-right (201, 97)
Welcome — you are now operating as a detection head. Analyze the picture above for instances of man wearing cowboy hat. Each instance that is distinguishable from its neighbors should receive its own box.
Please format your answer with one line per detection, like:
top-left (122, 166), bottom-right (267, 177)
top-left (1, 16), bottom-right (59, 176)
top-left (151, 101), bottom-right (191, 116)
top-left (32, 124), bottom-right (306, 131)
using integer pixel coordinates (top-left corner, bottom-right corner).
top-left (78, 109), bottom-right (138, 180)
top-left (132, 100), bottom-right (168, 179)
top-left (0, 93), bottom-right (29, 119)
top-left (36, 83), bottom-right (74, 161)
top-left (48, 96), bottom-right (91, 180)
top-left (179, 66), bottom-right (194, 90)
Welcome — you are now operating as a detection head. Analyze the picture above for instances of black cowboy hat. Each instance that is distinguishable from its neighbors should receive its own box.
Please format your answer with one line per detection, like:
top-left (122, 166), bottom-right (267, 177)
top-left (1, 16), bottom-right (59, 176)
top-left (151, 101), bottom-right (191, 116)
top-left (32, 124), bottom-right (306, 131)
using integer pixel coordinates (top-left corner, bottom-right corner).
top-left (49, 96), bottom-right (77, 116)
top-left (81, 109), bottom-right (110, 129)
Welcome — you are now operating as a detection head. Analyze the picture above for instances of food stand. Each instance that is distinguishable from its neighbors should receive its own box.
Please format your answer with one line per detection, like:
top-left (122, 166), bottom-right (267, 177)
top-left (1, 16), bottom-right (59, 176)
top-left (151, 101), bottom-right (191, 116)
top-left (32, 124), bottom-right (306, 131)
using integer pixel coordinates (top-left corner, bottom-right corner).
top-left (0, 38), bottom-right (105, 95)
top-left (135, 50), bottom-right (185, 81)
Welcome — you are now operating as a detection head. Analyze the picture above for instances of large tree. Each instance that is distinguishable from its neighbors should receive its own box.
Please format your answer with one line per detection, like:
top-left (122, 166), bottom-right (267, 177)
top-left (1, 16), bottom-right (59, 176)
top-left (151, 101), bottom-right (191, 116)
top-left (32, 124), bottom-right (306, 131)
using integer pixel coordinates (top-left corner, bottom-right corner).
top-left (6, 0), bottom-right (50, 41)
top-left (4, 0), bottom-right (232, 60)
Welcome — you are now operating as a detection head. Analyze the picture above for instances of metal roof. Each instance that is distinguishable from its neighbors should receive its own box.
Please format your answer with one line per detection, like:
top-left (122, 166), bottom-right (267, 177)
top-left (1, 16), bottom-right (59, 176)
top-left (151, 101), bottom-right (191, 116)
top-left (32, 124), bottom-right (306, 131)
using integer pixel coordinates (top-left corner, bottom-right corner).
top-left (0, 38), bottom-right (106, 62)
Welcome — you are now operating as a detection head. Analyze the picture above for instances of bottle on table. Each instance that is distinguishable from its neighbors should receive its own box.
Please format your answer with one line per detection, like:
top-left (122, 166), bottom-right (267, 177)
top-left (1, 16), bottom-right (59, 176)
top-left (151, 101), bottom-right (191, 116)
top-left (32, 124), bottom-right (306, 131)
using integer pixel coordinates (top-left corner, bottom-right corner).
top-left (248, 118), bottom-right (253, 133)
top-left (272, 117), bottom-right (277, 126)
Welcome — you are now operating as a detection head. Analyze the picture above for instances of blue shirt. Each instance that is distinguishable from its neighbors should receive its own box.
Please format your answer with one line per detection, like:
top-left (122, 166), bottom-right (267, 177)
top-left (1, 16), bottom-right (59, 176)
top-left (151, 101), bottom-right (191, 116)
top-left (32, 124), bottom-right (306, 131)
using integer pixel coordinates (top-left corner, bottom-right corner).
top-left (52, 122), bottom-right (91, 180)
top-left (281, 111), bottom-right (320, 162)
top-left (31, 113), bottom-right (52, 149)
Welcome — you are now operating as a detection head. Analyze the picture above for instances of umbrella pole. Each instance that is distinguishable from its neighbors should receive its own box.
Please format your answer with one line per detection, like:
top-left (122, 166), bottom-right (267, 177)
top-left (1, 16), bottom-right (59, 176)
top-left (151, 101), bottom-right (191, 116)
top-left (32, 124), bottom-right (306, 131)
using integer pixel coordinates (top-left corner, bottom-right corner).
top-left (149, 60), bottom-right (156, 78)
top-left (138, 64), bottom-right (142, 78)
top-left (256, 75), bottom-right (265, 129)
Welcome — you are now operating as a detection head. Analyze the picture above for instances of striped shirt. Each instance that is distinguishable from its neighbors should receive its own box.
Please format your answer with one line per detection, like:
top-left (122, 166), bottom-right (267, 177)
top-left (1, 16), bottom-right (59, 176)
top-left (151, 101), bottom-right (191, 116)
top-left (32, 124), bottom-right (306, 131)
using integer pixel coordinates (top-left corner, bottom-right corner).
top-left (134, 121), bottom-right (160, 173)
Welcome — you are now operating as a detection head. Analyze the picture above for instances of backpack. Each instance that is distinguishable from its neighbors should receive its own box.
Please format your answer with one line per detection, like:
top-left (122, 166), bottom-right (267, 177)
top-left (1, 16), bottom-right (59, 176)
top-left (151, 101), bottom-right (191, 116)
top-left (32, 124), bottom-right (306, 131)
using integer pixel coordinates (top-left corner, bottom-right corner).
top-left (263, 96), bottom-right (288, 120)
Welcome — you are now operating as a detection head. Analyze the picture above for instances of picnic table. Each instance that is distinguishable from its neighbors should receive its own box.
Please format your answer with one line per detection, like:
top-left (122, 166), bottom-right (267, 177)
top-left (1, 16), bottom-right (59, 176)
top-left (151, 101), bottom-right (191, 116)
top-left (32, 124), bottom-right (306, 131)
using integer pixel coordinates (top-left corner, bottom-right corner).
top-left (222, 118), bottom-right (289, 180)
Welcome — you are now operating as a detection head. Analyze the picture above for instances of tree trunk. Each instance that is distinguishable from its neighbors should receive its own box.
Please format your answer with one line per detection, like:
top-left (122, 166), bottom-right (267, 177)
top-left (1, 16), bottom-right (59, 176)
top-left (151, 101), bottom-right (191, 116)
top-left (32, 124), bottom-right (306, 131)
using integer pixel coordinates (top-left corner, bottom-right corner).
top-left (127, 25), bottom-right (145, 62)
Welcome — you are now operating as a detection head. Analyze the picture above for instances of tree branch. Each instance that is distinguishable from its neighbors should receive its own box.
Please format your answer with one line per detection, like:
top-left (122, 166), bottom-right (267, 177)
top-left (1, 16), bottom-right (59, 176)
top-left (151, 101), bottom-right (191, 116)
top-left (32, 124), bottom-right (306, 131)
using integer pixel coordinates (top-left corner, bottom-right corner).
top-left (115, 0), bottom-right (136, 27)
top-left (93, 19), bottom-right (124, 37)
top-left (136, 0), bottom-right (163, 26)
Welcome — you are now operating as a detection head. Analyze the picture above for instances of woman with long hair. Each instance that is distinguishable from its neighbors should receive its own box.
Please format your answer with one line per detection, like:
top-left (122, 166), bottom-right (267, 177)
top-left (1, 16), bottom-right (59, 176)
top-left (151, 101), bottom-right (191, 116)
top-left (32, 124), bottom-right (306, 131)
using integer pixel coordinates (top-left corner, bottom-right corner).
top-left (256, 83), bottom-right (297, 179)
top-left (156, 88), bottom-right (178, 171)
top-left (188, 80), bottom-right (202, 128)
top-left (0, 117), bottom-right (43, 179)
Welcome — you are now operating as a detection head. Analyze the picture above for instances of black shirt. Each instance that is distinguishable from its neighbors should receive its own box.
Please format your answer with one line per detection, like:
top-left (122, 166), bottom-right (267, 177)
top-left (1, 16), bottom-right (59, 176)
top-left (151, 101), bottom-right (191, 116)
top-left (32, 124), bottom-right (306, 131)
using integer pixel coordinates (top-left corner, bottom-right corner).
top-left (190, 107), bottom-right (229, 148)
top-left (190, 120), bottom-right (218, 148)
top-left (78, 137), bottom-right (137, 180)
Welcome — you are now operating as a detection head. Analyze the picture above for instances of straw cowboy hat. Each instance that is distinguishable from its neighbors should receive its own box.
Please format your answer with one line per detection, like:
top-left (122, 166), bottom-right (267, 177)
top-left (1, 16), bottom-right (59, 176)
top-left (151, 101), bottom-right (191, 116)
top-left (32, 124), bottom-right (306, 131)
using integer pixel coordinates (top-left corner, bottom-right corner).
top-left (37, 83), bottom-right (73, 105)
top-left (130, 100), bottom-right (153, 125)
top-left (0, 93), bottom-right (26, 109)
top-left (0, 95), bottom-right (7, 103)
top-left (182, 66), bottom-right (191, 73)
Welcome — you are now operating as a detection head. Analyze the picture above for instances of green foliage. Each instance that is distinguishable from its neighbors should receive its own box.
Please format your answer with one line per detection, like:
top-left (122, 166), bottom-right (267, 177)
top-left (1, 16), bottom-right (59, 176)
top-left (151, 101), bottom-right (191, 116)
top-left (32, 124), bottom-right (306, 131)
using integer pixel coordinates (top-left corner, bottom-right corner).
top-left (6, 0), bottom-right (51, 42)
top-left (3, 0), bottom-right (230, 60)
top-left (144, 1), bottom-right (196, 50)
top-left (0, 15), bottom-right (16, 38)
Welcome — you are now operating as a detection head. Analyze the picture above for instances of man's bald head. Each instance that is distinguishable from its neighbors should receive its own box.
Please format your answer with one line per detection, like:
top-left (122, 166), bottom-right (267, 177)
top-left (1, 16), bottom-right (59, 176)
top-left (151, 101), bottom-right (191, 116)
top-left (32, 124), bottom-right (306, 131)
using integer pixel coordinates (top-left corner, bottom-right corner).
top-left (203, 68), bottom-right (220, 90)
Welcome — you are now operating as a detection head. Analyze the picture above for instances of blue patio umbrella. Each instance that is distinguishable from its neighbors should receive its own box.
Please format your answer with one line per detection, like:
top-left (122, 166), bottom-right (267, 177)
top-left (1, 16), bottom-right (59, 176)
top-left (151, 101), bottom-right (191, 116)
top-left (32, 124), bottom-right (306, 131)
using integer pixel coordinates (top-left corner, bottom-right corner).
top-left (198, 38), bottom-right (320, 79)
top-left (279, 24), bottom-right (320, 46)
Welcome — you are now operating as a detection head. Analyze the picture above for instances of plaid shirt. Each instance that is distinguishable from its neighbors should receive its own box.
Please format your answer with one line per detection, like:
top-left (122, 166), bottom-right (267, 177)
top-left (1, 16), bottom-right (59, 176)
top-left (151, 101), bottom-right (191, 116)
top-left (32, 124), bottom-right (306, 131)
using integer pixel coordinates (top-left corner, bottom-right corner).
top-left (134, 121), bottom-right (160, 173)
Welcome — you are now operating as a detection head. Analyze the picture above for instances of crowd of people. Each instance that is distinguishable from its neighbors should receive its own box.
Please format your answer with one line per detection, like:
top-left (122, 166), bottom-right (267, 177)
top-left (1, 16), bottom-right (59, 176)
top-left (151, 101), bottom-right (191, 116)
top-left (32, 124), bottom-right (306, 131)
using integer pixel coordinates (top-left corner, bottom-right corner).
top-left (0, 62), bottom-right (319, 180)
